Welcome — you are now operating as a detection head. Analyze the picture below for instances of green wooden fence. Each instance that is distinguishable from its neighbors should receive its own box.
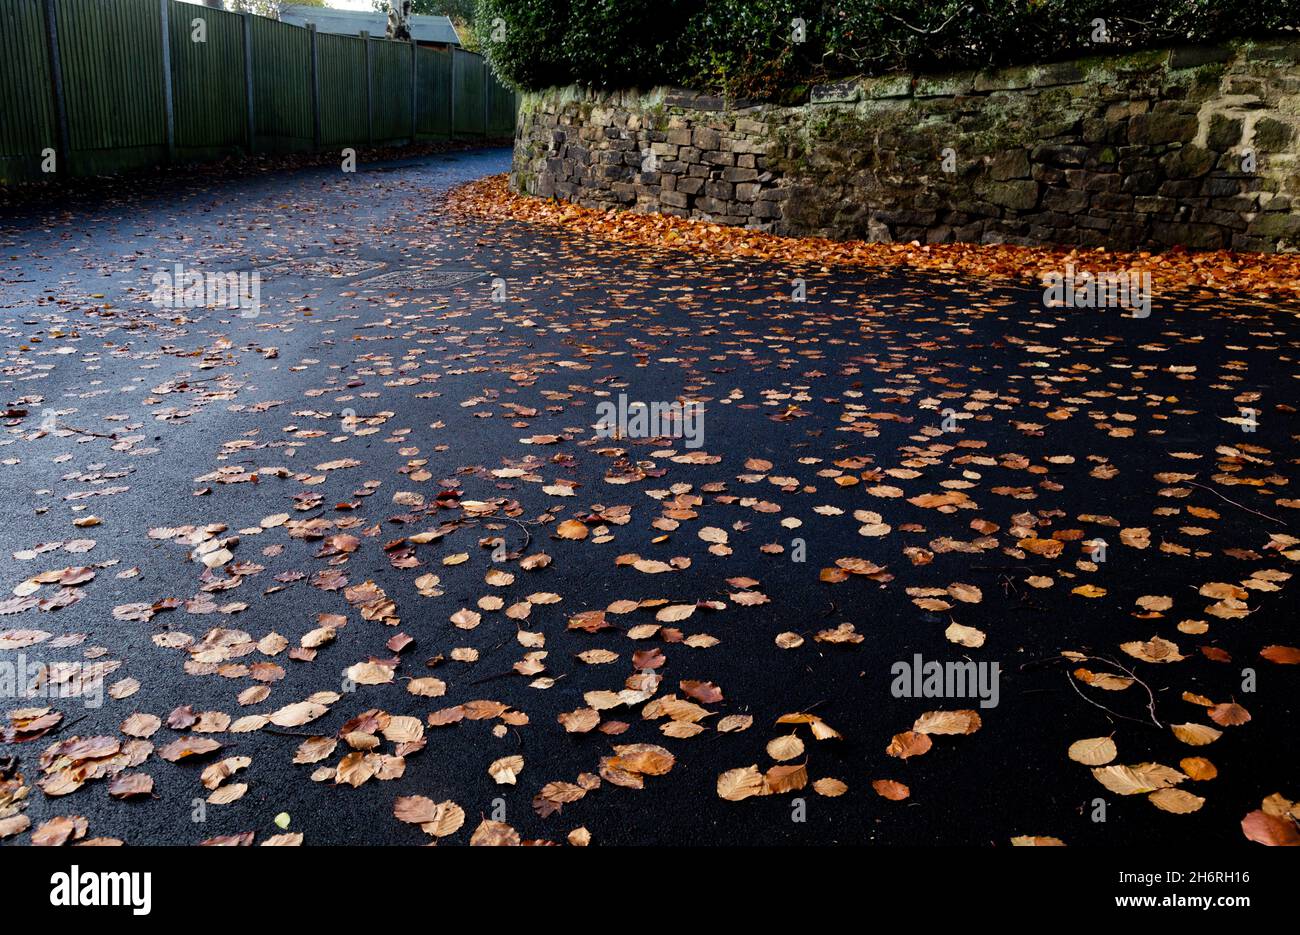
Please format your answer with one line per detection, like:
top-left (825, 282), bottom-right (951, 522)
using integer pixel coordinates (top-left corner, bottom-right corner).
top-left (0, 0), bottom-right (58, 181)
top-left (0, 0), bottom-right (517, 183)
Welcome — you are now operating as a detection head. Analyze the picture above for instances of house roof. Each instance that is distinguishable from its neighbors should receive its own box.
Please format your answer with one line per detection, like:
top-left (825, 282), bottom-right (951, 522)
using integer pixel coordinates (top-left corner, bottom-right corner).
top-left (279, 5), bottom-right (461, 45)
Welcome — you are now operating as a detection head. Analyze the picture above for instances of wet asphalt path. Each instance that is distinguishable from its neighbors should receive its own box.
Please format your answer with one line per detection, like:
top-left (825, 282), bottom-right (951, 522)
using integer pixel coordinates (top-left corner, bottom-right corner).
top-left (0, 148), bottom-right (1296, 847)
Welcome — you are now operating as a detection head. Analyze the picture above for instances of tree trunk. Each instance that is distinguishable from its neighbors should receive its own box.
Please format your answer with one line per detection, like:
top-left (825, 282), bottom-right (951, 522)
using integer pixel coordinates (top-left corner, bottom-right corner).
top-left (386, 1), bottom-right (412, 42)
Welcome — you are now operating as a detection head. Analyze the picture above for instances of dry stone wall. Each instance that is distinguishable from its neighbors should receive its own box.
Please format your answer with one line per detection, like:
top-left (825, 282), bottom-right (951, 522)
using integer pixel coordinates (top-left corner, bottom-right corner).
top-left (510, 40), bottom-right (1300, 252)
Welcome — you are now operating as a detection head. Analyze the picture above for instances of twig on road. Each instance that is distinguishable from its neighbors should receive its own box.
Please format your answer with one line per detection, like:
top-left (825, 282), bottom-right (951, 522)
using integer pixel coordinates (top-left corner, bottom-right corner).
top-left (1022, 654), bottom-right (1163, 728)
top-left (54, 423), bottom-right (119, 440)
top-left (1058, 654), bottom-right (1164, 728)
top-left (1062, 670), bottom-right (1159, 729)
top-left (1185, 481), bottom-right (1286, 526)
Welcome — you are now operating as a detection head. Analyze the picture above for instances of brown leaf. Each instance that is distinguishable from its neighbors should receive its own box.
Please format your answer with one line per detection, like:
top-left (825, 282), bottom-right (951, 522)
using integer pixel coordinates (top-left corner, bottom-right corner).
top-left (158, 737), bottom-right (222, 762)
top-left (717, 765), bottom-right (766, 801)
top-left (469, 819), bottom-right (520, 846)
top-left (1207, 702), bottom-right (1251, 726)
top-left (871, 779), bottom-right (911, 801)
top-left (558, 708), bottom-right (600, 733)
top-left (107, 772), bottom-right (154, 799)
top-left (488, 755), bottom-right (524, 785)
top-left (764, 763), bottom-right (808, 793)
top-left (394, 795), bottom-right (439, 824)
top-left (885, 731), bottom-right (932, 759)
top-left (1241, 809), bottom-right (1300, 846)
top-left (912, 710), bottom-right (981, 736)
top-left (1067, 737), bottom-right (1117, 766)
top-left (766, 734), bottom-right (805, 762)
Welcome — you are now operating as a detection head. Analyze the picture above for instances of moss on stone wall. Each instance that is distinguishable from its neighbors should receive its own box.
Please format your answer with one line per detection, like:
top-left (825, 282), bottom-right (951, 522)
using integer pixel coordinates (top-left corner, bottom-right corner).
top-left (512, 40), bottom-right (1300, 252)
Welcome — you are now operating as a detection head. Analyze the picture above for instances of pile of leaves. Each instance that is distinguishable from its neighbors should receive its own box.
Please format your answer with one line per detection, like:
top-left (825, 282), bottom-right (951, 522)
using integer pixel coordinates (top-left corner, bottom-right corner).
top-left (449, 174), bottom-right (1300, 300)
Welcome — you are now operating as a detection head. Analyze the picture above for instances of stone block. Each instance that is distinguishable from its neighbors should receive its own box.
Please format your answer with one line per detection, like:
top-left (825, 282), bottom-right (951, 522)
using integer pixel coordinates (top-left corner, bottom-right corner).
top-left (1254, 116), bottom-right (1296, 152)
top-left (1152, 221), bottom-right (1225, 249)
top-left (1032, 61), bottom-right (1085, 87)
top-left (1160, 145), bottom-right (1216, 179)
top-left (1168, 45), bottom-right (1234, 70)
top-left (1032, 144), bottom-right (1089, 166)
top-left (1246, 212), bottom-right (1300, 240)
top-left (862, 75), bottom-right (912, 99)
top-left (915, 73), bottom-right (975, 97)
top-left (984, 180), bottom-right (1041, 210)
top-left (811, 81), bottom-right (859, 104)
top-left (705, 180), bottom-right (734, 200)
top-left (1041, 188), bottom-right (1090, 214)
top-left (975, 66), bottom-right (1034, 92)
top-left (990, 149), bottom-right (1031, 180)
top-left (693, 127), bottom-right (721, 150)
top-left (1128, 112), bottom-right (1198, 145)
top-left (1206, 114), bottom-right (1243, 152)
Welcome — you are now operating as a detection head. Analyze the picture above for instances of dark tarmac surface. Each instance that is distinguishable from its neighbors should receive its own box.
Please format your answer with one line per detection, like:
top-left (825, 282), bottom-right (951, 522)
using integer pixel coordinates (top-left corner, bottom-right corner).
top-left (0, 147), bottom-right (1296, 847)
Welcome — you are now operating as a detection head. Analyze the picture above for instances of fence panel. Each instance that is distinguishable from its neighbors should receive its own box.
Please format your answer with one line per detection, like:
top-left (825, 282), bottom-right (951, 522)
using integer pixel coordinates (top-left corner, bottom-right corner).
top-left (416, 45), bottom-right (452, 140)
top-left (0, 3), bottom-right (517, 184)
top-left (487, 69), bottom-right (517, 138)
top-left (370, 37), bottom-right (411, 144)
top-left (452, 47), bottom-right (485, 138)
top-left (0, 0), bottom-right (57, 182)
top-left (57, 0), bottom-right (167, 176)
top-left (316, 32), bottom-right (367, 148)
top-left (249, 14), bottom-right (312, 152)
top-left (169, 0), bottom-right (246, 158)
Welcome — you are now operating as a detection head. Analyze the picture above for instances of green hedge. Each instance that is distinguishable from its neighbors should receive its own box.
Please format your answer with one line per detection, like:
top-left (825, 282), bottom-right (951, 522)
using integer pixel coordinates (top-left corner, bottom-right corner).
top-left (476, 0), bottom-right (1297, 101)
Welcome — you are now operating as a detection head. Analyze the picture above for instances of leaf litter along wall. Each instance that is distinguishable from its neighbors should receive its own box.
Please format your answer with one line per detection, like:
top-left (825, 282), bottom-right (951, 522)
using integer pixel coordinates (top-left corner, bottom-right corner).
top-left (511, 40), bottom-right (1300, 253)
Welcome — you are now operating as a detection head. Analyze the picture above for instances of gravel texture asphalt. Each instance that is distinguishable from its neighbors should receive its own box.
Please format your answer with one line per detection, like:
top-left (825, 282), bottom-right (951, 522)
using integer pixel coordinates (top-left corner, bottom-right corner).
top-left (0, 147), bottom-right (1296, 847)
